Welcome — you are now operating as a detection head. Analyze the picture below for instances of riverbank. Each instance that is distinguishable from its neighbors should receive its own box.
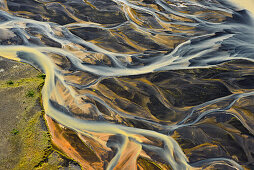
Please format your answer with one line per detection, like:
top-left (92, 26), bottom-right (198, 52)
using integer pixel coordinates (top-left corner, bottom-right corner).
top-left (0, 57), bottom-right (81, 170)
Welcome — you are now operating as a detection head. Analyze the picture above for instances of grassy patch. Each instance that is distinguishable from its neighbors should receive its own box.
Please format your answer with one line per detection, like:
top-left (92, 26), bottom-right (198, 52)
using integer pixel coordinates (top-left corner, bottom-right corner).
top-left (0, 76), bottom-right (44, 89)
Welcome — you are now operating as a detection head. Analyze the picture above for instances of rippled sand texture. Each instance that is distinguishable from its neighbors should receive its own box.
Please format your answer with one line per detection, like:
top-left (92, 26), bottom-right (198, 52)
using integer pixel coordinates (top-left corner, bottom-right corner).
top-left (0, 0), bottom-right (254, 169)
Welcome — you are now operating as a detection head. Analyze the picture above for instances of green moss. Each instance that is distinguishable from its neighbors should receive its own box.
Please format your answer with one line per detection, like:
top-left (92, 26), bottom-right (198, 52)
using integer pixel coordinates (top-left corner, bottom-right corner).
top-left (36, 149), bottom-right (81, 170)
top-left (36, 152), bottom-right (62, 170)
top-left (0, 73), bottom-right (54, 169)
top-left (0, 62), bottom-right (81, 170)
top-left (13, 112), bottom-right (51, 170)
top-left (37, 74), bottom-right (46, 80)
top-left (26, 90), bottom-right (35, 97)
top-left (10, 129), bottom-right (19, 135)
top-left (12, 109), bottom-right (81, 169)
top-left (6, 80), bottom-right (14, 85)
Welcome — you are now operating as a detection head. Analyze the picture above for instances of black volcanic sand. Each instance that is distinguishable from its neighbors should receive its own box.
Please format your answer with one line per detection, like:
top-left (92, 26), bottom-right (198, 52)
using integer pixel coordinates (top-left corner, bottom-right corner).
top-left (0, 57), bottom-right (81, 170)
top-left (97, 60), bottom-right (254, 169)
top-left (1, 56), bottom-right (254, 169)
top-left (0, 0), bottom-right (253, 169)
top-left (6, 0), bottom-right (127, 25)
